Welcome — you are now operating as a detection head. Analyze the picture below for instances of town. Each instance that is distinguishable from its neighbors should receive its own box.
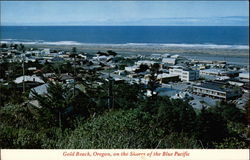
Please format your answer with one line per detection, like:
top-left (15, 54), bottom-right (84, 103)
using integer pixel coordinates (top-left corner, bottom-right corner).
top-left (0, 43), bottom-right (249, 149)
top-left (0, 43), bottom-right (249, 109)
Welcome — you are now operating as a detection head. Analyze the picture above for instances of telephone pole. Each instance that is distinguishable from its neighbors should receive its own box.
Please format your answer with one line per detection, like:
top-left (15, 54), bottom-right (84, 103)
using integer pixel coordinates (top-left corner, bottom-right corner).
top-left (72, 47), bottom-right (77, 97)
top-left (22, 55), bottom-right (25, 93)
top-left (73, 55), bottom-right (76, 97)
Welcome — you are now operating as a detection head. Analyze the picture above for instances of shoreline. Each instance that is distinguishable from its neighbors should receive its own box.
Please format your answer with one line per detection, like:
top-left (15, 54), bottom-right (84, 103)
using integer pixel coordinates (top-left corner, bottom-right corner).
top-left (26, 44), bottom-right (249, 57)
top-left (3, 43), bottom-right (248, 58)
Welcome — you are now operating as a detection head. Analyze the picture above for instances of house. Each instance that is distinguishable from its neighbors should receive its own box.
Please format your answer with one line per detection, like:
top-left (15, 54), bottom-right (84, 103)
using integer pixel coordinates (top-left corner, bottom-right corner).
top-left (41, 49), bottom-right (50, 55)
top-left (14, 75), bottom-right (45, 84)
top-left (239, 72), bottom-right (249, 81)
top-left (92, 55), bottom-right (113, 62)
top-left (242, 83), bottom-right (250, 93)
top-left (114, 70), bottom-right (126, 76)
top-left (135, 60), bottom-right (158, 66)
top-left (82, 65), bottom-right (102, 71)
top-left (28, 67), bottom-right (37, 71)
top-left (162, 58), bottom-right (176, 65)
top-left (149, 54), bottom-right (162, 60)
top-left (51, 57), bottom-right (64, 62)
top-left (162, 54), bottom-right (171, 58)
top-left (162, 55), bottom-right (188, 65)
top-left (157, 73), bottom-right (180, 84)
top-left (221, 70), bottom-right (240, 77)
top-left (228, 79), bottom-right (245, 87)
top-left (29, 83), bottom-right (49, 99)
top-left (171, 91), bottom-right (192, 100)
top-left (43, 73), bottom-right (55, 78)
top-left (14, 75), bottom-right (45, 89)
top-left (171, 54), bottom-right (180, 59)
top-left (125, 66), bottom-right (138, 72)
top-left (60, 74), bottom-right (74, 83)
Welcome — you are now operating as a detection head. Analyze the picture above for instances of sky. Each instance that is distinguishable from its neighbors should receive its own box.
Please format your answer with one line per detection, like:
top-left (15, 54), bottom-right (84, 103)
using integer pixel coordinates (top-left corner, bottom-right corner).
top-left (1, 1), bottom-right (249, 26)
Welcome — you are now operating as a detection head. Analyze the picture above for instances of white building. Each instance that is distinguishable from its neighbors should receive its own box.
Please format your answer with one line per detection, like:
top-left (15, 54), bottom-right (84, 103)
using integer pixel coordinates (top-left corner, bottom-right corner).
top-left (162, 54), bottom-right (171, 58)
top-left (157, 73), bottom-right (179, 84)
top-left (171, 54), bottom-right (180, 58)
top-left (14, 75), bottom-right (45, 84)
top-left (150, 54), bottom-right (162, 60)
top-left (125, 66), bottom-right (138, 72)
top-left (162, 58), bottom-right (176, 65)
top-left (169, 67), bottom-right (199, 81)
top-left (171, 91), bottom-right (192, 100)
top-left (200, 69), bottom-right (226, 76)
top-left (41, 49), bottom-right (50, 55)
top-left (135, 60), bottom-right (158, 66)
top-left (92, 55), bottom-right (113, 62)
top-left (29, 83), bottom-right (49, 99)
top-left (239, 72), bottom-right (249, 80)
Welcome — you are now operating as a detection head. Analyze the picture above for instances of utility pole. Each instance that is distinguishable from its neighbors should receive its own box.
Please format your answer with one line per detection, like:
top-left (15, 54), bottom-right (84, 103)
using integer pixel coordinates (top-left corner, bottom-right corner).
top-left (20, 44), bottom-right (26, 93)
top-left (73, 55), bottom-right (76, 97)
top-left (108, 67), bottom-right (111, 108)
top-left (59, 111), bottom-right (62, 129)
top-left (7, 66), bottom-right (10, 90)
top-left (22, 55), bottom-right (25, 93)
top-left (72, 47), bottom-right (77, 97)
top-left (107, 63), bottom-right (115, 109)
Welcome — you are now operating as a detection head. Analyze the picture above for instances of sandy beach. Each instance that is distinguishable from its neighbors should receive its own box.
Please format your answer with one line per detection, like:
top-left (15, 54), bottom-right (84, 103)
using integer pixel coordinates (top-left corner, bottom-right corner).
top-left (19, 43), bottom-right (249, 58)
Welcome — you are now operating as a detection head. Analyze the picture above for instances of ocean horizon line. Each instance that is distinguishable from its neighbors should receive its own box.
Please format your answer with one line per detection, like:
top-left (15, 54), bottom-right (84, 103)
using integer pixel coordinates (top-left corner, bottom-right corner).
top-left (1, 25), bottom-right (249, 27)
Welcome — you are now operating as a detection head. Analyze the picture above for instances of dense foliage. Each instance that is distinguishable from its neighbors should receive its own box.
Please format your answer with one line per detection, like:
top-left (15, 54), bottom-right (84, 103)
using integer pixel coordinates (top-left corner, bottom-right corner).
top-left (0, 79), bottom-right (248, 149)
top-left (0, 52), bottom-right (248, 149)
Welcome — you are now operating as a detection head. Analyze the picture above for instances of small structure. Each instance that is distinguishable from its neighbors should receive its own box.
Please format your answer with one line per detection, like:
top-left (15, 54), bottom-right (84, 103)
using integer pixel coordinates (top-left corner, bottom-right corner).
top-left (60, 74), bottom-right (74, 83)
top-left (228, 79), bottom-right (245, 87)
top-left (135, 60), bottom-right (158, 66)
top-left (14, 75), bottom-right (45, 84)
top-left (41, 49), bottom-right (50, 55)
top-left (162, 54), bottom-right (171, 58)
top-left (162, 58), bottom-right (176, 65)
top-left (239, 72), bottom-right (249, 81)
top-left (171, 91), bottom-right (192, 100)
top-left (92, 55), bottom-right (113, 62)
top-left (125, 66), bottom-right (138, 72)
top-left (14, 75), bottom-right (45, 89)
top-left (149, 54), bottom-right (162, 60)
top-left (29, 83), bottom-right (49, 99)
top-left (171, 54), bottom-right (180, 59)
top-left (157, 73), bottom-right (179, 84)
top-left (28, 67), bottom-right (37, 71)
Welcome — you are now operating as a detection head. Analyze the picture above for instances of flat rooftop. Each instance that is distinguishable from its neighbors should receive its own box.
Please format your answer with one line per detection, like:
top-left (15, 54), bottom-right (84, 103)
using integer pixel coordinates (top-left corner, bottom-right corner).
top-left (193, 82), bottom-right (228, 93)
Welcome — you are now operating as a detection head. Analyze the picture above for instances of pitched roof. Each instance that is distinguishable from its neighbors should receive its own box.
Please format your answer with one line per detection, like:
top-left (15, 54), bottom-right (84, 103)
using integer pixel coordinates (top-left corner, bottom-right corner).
top-left (14, 75), bottom-right (45, 84)
top-left (29, 83), bottom-right (49, 98)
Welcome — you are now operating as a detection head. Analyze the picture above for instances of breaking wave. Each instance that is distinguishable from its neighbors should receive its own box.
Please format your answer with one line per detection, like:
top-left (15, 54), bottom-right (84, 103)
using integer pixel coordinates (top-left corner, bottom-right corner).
top-left (1, 39), bottom-right (249, 50)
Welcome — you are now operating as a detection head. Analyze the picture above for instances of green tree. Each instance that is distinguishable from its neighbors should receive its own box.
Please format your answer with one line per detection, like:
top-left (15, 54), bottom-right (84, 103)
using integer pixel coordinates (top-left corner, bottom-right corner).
top-left (196, 107), bottom-right (228, 148)
top-left (31, 82), bottom-right (73, 128)
top-left (0, 43), bottom-right (8, 48)
top-left (107, 50), bottom-right (117, 56)
top-left (156, 98), bottom-right (197, 133)
top-left (56, 109), bottom-right (200, 149)
top-left (135, 64), bottom-right (149, 73)
top-left (212, 102), bottom-right (245, 123)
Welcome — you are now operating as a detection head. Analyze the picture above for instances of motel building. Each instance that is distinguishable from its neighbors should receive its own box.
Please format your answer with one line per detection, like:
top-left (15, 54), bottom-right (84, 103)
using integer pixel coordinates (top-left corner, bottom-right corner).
top-left (169, 66), bottom-right (199, 82)
top-left (192, 82), bottom-right (242, 100)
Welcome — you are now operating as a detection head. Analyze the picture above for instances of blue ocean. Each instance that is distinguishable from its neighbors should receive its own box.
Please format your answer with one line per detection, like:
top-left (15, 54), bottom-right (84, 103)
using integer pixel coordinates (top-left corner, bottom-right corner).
top-left (0, 26), bottom-right (249, 47)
